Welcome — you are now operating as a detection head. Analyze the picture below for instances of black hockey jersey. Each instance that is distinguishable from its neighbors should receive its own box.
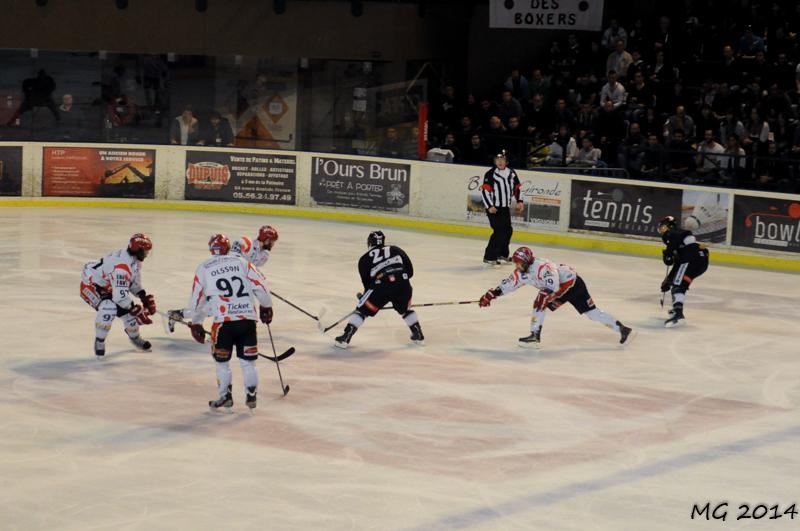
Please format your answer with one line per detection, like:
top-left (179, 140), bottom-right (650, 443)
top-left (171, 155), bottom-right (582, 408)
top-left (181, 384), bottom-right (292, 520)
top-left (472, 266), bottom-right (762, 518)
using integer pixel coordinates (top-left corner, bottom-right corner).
top-left (358, 245), bottom-right (414, 289)
top-left (662, 229), bottom-right (709, 264)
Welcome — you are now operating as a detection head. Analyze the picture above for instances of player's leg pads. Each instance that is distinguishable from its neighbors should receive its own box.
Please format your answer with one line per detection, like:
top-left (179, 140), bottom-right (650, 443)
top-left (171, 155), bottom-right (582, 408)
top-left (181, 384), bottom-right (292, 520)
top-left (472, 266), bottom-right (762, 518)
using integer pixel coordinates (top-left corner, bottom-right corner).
top-left (213, 348), bottom-right (232, 363)
top-left (95, 299), bottom-right (117, 340)
top-left (239, 345), bottom-right (258, 362)
top-left (585, 308), bottom-right (621, 331)
top-left (215, 362), bottom-right (233, 397)
top-left (402, 310), bottom-right (419, 327)
top-left (348, 311), bottom-right (366, 328)
top-left (239, 358), bottom-right (258, 389)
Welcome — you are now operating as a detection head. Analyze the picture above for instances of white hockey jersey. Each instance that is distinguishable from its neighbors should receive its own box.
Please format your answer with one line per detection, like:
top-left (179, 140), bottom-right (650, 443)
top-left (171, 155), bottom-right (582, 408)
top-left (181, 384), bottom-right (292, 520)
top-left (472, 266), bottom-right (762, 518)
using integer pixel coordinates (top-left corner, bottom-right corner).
top-left (81, 249), bottom-right (143, 309)
top-left (231, 236), bottom-right (270, 267)
top-left (498, 258), bottom-right (577, 297)
top-left (187, 254), bottom-right (272, 324)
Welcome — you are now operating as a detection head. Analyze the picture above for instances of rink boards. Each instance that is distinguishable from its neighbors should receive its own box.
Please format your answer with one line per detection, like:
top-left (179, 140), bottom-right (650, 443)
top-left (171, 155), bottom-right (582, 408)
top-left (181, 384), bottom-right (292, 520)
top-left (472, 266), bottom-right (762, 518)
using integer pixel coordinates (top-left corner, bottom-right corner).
top-left (1, 141), bottom-right (799, 272)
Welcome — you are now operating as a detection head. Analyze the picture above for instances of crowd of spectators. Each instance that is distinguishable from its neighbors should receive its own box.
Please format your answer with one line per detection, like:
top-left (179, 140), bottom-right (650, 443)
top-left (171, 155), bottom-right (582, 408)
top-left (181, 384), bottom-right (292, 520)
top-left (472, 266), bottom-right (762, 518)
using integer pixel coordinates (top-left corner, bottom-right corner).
top-left (426, 3), bottom-right (800, 192)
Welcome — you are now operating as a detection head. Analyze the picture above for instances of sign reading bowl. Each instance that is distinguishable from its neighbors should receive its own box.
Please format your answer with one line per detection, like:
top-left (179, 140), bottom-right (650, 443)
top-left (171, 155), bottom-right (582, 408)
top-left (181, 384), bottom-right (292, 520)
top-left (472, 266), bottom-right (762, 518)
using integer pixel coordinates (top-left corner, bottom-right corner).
top-left (310, 156), bottom-right (410, 212)
top-left (490, 0), bottom-right (603, 31)
top-left (732, 195), bottom-right (800, 253)
top-left (185, 151), bottom-right (296, 204)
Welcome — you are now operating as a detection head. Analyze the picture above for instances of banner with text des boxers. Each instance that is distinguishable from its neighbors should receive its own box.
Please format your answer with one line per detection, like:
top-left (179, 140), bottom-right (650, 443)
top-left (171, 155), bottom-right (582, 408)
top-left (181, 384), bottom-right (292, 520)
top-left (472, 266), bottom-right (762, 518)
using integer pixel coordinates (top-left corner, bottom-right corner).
top-left (185, 151), bottom-right (296, 205)
top-left (732, 195), bottom-right (800, 253)
top-left (42, 147), bottom-right (155, 198)
top-left (569, 180), bottom-right (681, 238)
top-left (310, 156), bottom-right (411, 212)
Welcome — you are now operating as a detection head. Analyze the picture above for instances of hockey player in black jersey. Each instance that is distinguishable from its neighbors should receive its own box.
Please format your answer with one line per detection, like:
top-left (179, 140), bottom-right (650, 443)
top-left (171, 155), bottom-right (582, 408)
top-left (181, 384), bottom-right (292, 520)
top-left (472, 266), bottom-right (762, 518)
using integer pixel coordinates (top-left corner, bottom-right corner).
top-left (335, 231), bottom-right (424, 348)
top-left (659, 215), bottom-right (710, 327)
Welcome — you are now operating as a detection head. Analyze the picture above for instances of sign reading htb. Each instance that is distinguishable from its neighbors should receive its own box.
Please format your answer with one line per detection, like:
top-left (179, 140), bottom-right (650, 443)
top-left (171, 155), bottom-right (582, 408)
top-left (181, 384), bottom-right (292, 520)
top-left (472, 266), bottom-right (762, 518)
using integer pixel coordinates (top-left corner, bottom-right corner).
top-left (490, 0), bottom-right (603, 31)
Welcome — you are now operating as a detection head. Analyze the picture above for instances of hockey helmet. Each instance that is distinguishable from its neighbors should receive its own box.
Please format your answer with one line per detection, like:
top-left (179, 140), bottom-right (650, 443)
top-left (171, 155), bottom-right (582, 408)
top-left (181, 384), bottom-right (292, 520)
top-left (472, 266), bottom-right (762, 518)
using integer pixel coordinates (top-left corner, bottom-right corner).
top-left (658, 215), bottom-right (677, 234)
top-left (208, 233), bottom-right (231, 256)
top-left (128, 233), bottom-right (153, 261)
top-left (257, 224), bottom-right (279, 244)
top-left (512, 246), bottom-right (535, 271)
top-left (367, 230), bottom-right (385, 249)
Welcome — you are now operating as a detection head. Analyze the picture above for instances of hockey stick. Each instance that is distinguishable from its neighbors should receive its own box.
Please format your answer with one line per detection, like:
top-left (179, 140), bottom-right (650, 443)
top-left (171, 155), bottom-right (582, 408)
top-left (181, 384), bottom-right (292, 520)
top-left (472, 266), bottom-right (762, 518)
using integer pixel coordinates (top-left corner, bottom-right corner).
top-left (412, 300), bottom-right (480, 308)
top-left (257, 347), bottom-right (295, 363)
top-left (321, 311), bottom-right (352, 334)
top-left (659, 265), bottom-right (670, 308)
top-left (156, 310), bottom-right (211, 340)
top-left (271, 291), bottom-right (320, 322)
top-left (266, 323), bottom-right (290, 396)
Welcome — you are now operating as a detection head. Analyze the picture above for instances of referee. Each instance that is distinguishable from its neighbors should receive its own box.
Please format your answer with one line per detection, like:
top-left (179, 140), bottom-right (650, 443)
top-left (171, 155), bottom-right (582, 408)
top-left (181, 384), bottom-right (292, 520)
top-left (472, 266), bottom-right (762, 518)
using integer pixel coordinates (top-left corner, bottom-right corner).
top-left (481, 151), bottom-right (524, 265)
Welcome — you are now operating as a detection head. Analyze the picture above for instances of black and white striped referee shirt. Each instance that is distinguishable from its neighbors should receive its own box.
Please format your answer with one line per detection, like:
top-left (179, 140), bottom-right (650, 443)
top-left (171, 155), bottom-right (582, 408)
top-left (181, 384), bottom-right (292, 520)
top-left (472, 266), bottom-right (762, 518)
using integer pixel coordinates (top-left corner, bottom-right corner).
top-left (481, 166), bottom-right (522, 209)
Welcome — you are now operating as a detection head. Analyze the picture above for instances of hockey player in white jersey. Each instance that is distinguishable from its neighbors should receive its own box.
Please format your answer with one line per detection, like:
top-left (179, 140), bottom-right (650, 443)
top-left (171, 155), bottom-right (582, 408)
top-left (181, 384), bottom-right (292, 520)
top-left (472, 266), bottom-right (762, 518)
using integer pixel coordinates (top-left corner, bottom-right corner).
top-left (478, 246), bottom-right (633, 348)
top-left (79, 233), bottom-right (156, 357)
top-left (185, 234), bottom-right (274, 410)
top-left (230, 225), bottom-right (278, 267)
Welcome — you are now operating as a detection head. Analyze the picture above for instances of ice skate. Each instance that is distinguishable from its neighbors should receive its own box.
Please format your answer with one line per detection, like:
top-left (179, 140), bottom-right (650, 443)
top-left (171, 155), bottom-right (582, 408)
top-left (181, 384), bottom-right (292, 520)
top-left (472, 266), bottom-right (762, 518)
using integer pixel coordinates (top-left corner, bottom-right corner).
top-left (129, 335), bottom-right (152, 351)
top-left (94, 338), bottom-right (105, 357)
top-left (664, 308), bottom-right (685, 328)
top-left (209, 385), bottom-right (233, 410)
top-left (245, 386), bottom-right (257, 410)
top-left (483, 259), bottom-right (501, 268)
top-left (497, 256), bottom-right (512, 265)
top-left (409, 323), bottom-right (425, 345)
top-left (617, 321), bottom-right (635, 345)
top-left (518, 330), bottom-right (541, 348)
top-left (335, 324), bottom-right (357, 349)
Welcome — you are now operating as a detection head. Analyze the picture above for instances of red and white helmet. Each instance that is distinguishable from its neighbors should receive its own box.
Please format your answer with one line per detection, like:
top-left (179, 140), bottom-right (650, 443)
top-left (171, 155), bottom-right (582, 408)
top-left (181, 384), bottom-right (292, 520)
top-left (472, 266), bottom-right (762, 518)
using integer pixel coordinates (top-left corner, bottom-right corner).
top-left (257, 225), bottom-right (278, 245)
top-left (208, 233), bottom-right (231, 256)
top-left (128, 233), bottom-right (153, 260)
top-left (512, 246), bottom-right (535, 271)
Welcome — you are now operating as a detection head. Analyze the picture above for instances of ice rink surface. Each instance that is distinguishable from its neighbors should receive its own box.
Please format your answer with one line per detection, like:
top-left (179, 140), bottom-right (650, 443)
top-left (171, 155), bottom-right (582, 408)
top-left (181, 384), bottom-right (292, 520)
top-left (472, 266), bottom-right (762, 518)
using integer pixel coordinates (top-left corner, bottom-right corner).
top-left (1, 207), bottom-right (799, 531)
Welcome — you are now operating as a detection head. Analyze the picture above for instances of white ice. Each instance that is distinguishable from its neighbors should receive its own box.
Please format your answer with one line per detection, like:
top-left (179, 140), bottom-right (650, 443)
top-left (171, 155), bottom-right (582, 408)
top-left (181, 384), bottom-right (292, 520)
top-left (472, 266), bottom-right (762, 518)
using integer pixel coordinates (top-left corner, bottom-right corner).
top-left (1, 207), bottom-right (799, 531)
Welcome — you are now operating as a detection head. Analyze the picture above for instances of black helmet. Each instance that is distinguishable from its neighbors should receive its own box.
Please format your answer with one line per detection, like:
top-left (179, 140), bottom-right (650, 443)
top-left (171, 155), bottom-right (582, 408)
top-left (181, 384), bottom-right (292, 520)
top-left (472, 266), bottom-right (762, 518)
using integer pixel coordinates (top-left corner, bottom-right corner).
top-left (658, 215), bottom-right (677, 233)
top-left (367, 230), bottom-right (385, 249)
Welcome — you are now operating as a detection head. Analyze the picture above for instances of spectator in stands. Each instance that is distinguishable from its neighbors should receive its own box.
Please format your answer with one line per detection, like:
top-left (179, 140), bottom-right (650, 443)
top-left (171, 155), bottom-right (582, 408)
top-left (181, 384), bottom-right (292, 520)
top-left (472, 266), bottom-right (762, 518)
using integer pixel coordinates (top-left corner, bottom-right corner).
top-left (626, 49), bottom-right (648, 81)
top-left (529, 69), bottom-right (550, 103)
top-left (441, 132), bottom-right (461, 162)
top-left (742, 109), bottom-right (770, 153)
top-left (456, 115), bottom-right (477, 154)
top-left (477, 99), bottom-right (499, 129)
top-left (626, 71), bottom-right (655, 122)
top-left (576, 103), bottom-right (597, 139)
top-left (545, 125), bottom-right (578, 166)
top-left (618, 122), bottom-right (647, 174)
top-left (462, 133), bottom-right (489, 165)
top-left (653, 16), bottom-right (673, 58)
top-left (599, 70), bottom-right (626, 110)
top-left (664, 106), bottom-right (696, 141)
top-left (505, 116), bottom-right (527, 162)
top-left (627, 19), bottom-right (647, 54)
top-left (595, 100), bottom-right (626, 165)
top-left (504, 68), bottom-right (530, 101)
top-left (574, 72), bottom-right (599, 107)
top-left (199, 112), bottom-right (235, 147)
top-left (498, 90), bottom-right (524, 126)
top-left (606, 40), bottom-right (634, 80)
top-left (483, 116), bottom-right (507, 156)
top-left (554, 99), bottom-right (576, 133)
top-left (436, 85), bottom-right (459, 131)
top-left (711, 83), bottom-right (737, 119)
top-left (641, 107), bottom-right (662, 138)
top-left (754, 141), bottom-right (784, 190)
top-left (666, 129), bottom-right (694, 181)
top-left (640, 133), bottom-right (663, 178)
top-left (575, 136), bottom-right (602, 167)
top-left (170, 105), bottom-right (200, 145)
top-left (57, 94), bottom-right (84, 141)
top-left (695, 129), bottom-right (725, 182)
top-left (721, 134), bottom-right (747, 185)
top-left (695, 105), bottom-right (718, 139)
top-left (378, 127), bottom-right (404, 158)
top-left (738, 25), bottom-right (766, 60)
top-left (770, 53), bottom-right (795, 91)
top-left (6, 69), bottom-right (59, 126)
top-left (744, 51), bottom-right (769, 85)
top-left (719, 46), bottom-right (741, 89)
top-left (601, 19), bottom-right (627, 51)
top-left (720, 111), bottom-right (746, 144)
top-left (650, 51), bottom-right (676, 105)
top-left (106, 94), bottom-right (138, 141)
top-left (523, 93), bottom-right (553, 140)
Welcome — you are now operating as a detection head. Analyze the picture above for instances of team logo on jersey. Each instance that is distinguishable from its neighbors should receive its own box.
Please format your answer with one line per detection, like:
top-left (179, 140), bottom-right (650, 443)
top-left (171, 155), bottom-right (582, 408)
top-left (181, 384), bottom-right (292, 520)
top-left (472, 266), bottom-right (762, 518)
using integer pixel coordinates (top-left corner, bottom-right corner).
top-left (186, 162), bottom-right (231, 190)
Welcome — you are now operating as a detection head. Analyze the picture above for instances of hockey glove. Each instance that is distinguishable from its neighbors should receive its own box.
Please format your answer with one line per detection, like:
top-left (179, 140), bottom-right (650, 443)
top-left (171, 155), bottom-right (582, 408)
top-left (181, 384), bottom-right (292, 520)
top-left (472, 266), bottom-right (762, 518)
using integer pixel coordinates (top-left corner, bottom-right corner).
top-left (189, 323), bottom-right (206, 344)
top-left (662, 250), bottom-right (675, 266)
top-left (660, 277), bottom-right (672, 293)
top-left (533, 289), bottom-right (555, 312)
top-left (130, 304), bottom-right (153, 325)
top-left (260, 306), bottom-right (273, 324)
top-left (479, 289), bottom-right (499, 308)
top-left (141, 294), bottom-right (156, 315)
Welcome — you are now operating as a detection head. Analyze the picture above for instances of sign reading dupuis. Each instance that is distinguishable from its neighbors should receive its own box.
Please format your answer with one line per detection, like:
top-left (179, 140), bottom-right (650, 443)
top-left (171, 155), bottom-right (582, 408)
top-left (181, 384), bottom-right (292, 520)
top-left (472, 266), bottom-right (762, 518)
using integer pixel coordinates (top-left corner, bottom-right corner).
top-left (310, 156), bottom-right (410, 212)
top-left (185, 151), bottom-right (296, 204)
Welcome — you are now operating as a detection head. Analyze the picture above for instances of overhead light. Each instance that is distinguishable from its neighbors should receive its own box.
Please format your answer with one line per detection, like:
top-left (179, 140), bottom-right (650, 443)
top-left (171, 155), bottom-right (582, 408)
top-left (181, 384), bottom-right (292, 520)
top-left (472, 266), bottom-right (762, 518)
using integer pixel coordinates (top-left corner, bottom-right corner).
top-left (195, 0), bottom-right (207, 12)
top-left (115, 0), bottom-right (128, 9)
top-left (274, 0), bottom-right (286, 14)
